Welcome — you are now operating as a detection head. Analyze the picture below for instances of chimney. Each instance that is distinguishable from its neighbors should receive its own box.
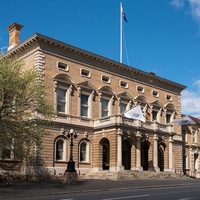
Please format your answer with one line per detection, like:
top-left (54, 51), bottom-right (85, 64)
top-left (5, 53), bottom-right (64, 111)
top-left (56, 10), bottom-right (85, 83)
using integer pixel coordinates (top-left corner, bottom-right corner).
top-left (7, 22), bottom-right (23, 51)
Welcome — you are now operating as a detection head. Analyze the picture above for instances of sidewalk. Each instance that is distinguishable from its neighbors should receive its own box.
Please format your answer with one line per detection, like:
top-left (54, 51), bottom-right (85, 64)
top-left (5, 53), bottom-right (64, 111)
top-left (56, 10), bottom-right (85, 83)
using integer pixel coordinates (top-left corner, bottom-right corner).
top-left (1, 178), bottom-right (200, 199)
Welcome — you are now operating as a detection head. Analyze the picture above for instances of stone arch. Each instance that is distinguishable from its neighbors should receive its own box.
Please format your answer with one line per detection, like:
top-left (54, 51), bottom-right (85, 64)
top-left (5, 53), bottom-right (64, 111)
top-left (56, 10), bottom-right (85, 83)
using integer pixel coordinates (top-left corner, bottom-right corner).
top-left (98, 85), bottom-right (116, 95)
top-left (134, 95), bottom-right (149, 105)
top-left (53, 73), bottom-right (74, 85)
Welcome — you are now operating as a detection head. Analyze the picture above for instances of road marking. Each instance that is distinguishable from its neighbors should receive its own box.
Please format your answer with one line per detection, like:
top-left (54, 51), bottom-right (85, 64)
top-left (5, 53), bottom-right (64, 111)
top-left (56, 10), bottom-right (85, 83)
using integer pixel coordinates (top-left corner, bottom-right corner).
top-left (60, 199), bottom-right (74, 200)
top-left (179, 199), bottom-right (191, 200)
top-left (102, 194), bottom-right (150, 200)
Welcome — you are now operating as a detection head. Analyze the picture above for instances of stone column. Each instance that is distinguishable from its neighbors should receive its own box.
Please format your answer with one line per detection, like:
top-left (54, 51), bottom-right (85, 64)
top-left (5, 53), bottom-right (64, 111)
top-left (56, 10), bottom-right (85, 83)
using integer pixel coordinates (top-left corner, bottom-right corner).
top-left (169, 135), bottom-right (174, 172)
top-left (153, 133), bottom-right (160, 172)
top-left (116, 128), bottom-right (124, 171)
top-left (77, 86), bottom-right (81, 116)
top-left (136, 131), bottom-right (143, 171)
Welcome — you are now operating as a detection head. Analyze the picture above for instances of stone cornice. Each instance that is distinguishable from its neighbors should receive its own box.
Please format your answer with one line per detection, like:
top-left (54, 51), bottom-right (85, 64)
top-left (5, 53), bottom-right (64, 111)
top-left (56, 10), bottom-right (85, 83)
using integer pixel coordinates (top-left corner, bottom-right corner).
top-left (5, 33), bottom-right (186, 93)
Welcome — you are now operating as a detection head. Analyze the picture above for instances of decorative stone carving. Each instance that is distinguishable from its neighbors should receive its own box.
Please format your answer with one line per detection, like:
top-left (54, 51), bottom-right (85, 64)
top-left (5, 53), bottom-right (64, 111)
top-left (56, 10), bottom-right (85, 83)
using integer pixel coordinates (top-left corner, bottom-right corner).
top-left (84, 131), bottom-right (88, 138)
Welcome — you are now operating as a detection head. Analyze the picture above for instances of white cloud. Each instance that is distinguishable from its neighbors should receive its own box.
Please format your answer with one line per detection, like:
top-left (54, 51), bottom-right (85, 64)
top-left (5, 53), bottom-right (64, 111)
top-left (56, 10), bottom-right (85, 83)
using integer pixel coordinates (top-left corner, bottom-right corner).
top-left (193, 79), bottom-right (200, 90)
top-left (188, 0), bottom-right (200, 24)
top-left (170, 0), bottom-right (185, 8)
top-left (181, 83), bottom-right (200, 117)
top-left (170, 0), bottom-right (200, 24)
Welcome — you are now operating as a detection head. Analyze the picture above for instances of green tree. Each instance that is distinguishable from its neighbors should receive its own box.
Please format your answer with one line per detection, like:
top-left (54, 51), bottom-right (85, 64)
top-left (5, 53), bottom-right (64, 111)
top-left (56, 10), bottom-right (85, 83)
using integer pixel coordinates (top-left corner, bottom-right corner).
top-left (0, 56), bottom-right (54, 162)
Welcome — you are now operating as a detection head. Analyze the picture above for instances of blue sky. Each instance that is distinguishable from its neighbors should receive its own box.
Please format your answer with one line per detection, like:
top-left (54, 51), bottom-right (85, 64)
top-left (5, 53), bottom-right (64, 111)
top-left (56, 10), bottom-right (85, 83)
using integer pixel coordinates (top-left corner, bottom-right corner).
top-left (1, 0), bottom-right (200, 117)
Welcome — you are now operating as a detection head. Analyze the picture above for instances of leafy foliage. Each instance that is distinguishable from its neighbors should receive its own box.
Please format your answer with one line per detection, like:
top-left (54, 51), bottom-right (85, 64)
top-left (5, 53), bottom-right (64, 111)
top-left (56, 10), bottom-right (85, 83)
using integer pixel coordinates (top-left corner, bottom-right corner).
top-left (0, 56), bottom-right (55, 161)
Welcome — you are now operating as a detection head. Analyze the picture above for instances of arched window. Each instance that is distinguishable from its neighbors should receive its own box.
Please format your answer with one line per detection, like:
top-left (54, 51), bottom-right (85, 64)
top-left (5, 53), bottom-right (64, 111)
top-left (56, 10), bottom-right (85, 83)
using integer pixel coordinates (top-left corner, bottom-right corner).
top-left (55, 138), bottom-right (67, 161)
top-left (117, 92), bottom-right (133, 114)
top-left (98, 86), bottom-right (115, 117)
top-left (79, 140), bottom-right (90, 163)
top-left (77, 81), bottom-right (95, 118)
top-left (53, 75), bottom-right (73, 115)
top-left (164, 103), bottom-right (176, 124)
top-left (150, 100), bottom-right (163, 123)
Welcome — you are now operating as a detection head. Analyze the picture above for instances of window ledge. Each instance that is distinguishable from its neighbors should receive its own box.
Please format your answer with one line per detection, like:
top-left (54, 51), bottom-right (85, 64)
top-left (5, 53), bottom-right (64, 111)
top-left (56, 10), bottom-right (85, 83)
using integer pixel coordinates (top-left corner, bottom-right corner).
top-left (56, 112), bottom-right (68, 117)
top-left (54, 160), bottom-right (68, 163)
top-left (79, 162), bottom-right (90, 165)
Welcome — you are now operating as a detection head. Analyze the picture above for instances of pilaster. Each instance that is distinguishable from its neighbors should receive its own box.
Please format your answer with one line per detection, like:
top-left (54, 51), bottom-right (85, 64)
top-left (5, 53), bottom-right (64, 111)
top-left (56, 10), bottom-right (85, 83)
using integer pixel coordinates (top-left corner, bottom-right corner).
top-left (136, 131), bottom-right (143, 171)
top-left (116, 128), bottom-right (124, 171)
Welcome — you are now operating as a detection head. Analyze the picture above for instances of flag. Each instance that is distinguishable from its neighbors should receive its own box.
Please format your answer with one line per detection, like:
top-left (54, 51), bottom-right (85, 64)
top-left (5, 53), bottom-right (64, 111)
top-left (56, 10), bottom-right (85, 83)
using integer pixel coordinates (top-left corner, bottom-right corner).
top-left (172, 116), bottom-right (196, 125)
top-left (124, 105), bottom-right (146, 122)
top-left (122, 8), bottom-right (128, 23)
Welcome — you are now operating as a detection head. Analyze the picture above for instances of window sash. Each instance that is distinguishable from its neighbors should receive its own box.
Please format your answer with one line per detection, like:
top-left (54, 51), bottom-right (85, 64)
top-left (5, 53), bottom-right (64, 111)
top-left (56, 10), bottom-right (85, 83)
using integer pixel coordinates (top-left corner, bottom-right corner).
top-left (56, 140), bottom-right (64, 160)
top-left (166, 114), bottom-right (171, 123)
top-left (152, 111), bottom-right (157, 121)
top-left (57, 88), bottom-right (66, 112)
top-left (80, 143), bottom-right (87, 162)
top-left (101, 99), bottom-right (109, 117)
top-left (120, 103), bottom-right (127, 113)
top-left (81, 94), bottom-right (89, 117)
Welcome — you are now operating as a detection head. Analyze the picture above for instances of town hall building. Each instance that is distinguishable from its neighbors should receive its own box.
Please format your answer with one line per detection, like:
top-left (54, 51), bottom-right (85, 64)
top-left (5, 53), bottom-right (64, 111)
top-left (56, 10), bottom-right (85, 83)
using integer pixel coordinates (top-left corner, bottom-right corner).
top-left (1, 22), bottom-right (191, 178)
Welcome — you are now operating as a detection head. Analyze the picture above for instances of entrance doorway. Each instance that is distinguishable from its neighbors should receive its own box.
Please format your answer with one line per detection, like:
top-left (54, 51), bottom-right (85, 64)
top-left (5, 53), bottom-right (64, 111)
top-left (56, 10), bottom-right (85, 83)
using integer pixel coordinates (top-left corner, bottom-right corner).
top-left (122, 140), bottom-right (131, 170)
top-left (158, 143), bottom-right (165, 171)
top-left (100, 138), bottom-right (110, 170)
top-left (141, 141), bottom-right (150, 170)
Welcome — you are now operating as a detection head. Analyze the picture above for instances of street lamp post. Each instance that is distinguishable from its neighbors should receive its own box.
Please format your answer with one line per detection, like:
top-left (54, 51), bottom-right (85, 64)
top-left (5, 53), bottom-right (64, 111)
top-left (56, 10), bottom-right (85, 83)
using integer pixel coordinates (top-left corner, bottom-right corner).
top-left (66, 128), bottom-right (77, 172)
top-left (63, 128), bottom-right (78, 183)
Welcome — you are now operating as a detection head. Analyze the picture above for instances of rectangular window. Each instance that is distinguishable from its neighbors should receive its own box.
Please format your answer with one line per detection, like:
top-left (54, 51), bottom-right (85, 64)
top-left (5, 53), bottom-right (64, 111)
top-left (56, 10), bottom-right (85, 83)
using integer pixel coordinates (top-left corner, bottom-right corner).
top-left (56, 140), bottom-right (64, 160)
top-left (57, 62), bottom-right (69, 71)
top-left (101, 99), bottom-right (109, 117)
top-left (81, 69), bottom-right (91, 77)
top-left (152, 111), bottom-right (157, 121)
top-left (80, 143), bottom-right (87, 162)
top-left (166, 95), bottom-right (172, 101)
top-left (152, 90), bottom-right (159, 97)
top-left (101, 75), bottom-right (110, 83)
top-left (137, 86), bottom-right (144, 93)
top-left (81, 94), bottom-right (89, 117)
top-left (57, 88), bottom-right (66, 112)
top-left (120, 81), bottom-right (128, 88)
top-left (166, 114), bottom-right (171, 123)
top-left (120, 103), bottom-right (127, 113)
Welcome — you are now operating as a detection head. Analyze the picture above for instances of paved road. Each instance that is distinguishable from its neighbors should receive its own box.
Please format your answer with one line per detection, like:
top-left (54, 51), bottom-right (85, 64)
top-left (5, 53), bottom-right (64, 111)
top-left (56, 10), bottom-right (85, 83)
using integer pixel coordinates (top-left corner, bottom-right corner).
top-left (1, 178), bottom-right (200, 199)
top-left (9, 185), bottom-right (200, 200)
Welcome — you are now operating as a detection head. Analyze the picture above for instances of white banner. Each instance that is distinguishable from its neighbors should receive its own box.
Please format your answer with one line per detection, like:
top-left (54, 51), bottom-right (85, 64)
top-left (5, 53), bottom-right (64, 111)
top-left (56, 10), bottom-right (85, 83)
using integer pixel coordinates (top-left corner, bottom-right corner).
top-left (124, 105), bottom-right (146, 122)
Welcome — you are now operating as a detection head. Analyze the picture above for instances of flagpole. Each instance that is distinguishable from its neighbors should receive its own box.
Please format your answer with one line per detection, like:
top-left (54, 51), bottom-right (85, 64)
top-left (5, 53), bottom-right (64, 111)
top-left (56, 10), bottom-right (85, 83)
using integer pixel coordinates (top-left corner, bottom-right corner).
top-left (120, 2), bottom-right (123, 63)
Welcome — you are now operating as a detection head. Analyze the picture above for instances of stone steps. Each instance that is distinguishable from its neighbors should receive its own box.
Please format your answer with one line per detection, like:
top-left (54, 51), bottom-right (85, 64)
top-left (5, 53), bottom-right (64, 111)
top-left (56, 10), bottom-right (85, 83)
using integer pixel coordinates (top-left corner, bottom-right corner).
top-left (80, 170), bottom-right (190, 180)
